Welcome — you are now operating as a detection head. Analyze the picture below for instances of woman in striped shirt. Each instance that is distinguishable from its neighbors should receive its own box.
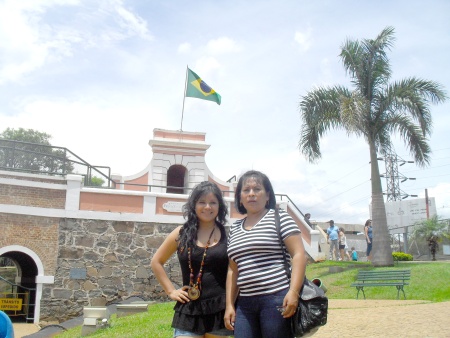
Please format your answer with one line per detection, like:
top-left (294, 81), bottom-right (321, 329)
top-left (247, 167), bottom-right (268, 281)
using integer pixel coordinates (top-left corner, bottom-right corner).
top-left (224, 170), bottom-right (307, 338)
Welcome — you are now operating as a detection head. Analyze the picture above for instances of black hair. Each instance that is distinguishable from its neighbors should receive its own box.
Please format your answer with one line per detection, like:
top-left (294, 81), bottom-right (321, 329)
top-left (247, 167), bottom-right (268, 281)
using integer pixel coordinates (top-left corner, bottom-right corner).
top-left (177, 181), bottom-right (228, 251)
top-left (234, 170), bottom-right (276, 214)
top-left (365, 219), bottom-right (372, 227)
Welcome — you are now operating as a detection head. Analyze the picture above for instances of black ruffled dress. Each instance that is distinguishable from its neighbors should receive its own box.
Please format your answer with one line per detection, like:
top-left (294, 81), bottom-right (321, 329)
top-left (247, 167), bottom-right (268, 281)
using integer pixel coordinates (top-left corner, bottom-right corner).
top-left (172, 228), bottom-right (229, 334)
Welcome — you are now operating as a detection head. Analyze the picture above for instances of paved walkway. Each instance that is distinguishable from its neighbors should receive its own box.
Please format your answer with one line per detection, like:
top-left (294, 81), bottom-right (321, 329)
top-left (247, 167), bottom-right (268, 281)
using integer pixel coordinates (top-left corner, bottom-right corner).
top-left (12, 323), bottom-right (40, 337)
top-left (318, 299), bottom-right (449, 337)
top-left (13, 299), bottom-right (450, 337)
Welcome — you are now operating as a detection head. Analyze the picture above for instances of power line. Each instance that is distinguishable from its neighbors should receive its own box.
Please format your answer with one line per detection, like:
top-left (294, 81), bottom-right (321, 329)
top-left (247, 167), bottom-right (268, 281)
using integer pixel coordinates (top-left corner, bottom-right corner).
top-left (321, 179), bottom-right (370, 203)
top-left (314, 162), bottom-right (368, 192)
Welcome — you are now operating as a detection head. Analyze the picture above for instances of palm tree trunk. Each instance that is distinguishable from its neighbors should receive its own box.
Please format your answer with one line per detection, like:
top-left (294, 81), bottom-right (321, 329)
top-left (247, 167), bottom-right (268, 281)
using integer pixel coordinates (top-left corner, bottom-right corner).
top-left (369, 140), bottom-right (394, 267)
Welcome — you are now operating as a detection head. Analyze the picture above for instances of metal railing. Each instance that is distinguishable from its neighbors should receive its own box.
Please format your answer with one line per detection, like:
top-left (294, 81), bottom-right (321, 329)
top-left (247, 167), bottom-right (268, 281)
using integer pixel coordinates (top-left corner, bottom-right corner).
top-left (0, 275), bottom-right (35, 322)
top-left (0, 138), bottom-right (112, 187)
top-left (0, 140), bottom-right (308, 219)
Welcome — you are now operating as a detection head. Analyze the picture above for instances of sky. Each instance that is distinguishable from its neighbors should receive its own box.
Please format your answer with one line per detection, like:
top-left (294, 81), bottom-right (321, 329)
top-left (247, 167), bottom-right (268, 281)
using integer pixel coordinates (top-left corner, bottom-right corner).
top-left (1, 0), bottom-right (449, 225)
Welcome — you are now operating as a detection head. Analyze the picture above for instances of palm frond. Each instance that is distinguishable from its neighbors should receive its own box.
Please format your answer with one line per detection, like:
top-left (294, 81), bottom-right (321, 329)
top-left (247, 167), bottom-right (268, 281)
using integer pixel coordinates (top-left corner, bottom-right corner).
top-left (299, 86), bottom-right (351, 162)
top-left (384, 114), bottom-right (431, 166)
top-left (340, 26), bottom-right (395, 100)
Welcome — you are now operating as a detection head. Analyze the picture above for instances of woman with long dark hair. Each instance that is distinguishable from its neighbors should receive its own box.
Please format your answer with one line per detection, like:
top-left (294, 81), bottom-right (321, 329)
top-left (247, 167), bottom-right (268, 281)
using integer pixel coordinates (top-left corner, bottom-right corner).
top-left (151, 181), bottom-right (232, 337)
top-left (224, 170), bottom-right (306, 338)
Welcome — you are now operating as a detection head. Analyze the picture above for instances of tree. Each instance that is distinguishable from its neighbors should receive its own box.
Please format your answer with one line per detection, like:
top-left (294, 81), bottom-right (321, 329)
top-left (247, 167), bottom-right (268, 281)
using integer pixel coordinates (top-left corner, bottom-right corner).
top-left (86, 176), bottom-right (105, 187)
top-left (0, 127), bottom-right (74, 174)
top-left (298, 27), bottom-right (447, 266)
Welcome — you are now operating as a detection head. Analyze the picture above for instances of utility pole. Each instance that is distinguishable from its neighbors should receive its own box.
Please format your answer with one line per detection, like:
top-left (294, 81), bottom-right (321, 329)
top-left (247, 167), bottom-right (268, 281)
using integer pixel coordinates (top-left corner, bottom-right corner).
top-left (380, 144), bottom-right (417, 201)
top-left (379, 144), bottom-right (417, 252)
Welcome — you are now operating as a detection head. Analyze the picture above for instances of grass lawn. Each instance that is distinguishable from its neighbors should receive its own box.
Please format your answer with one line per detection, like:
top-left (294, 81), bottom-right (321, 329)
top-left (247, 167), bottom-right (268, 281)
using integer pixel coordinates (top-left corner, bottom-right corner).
top-left (55, 261), bottom-right (450, 337)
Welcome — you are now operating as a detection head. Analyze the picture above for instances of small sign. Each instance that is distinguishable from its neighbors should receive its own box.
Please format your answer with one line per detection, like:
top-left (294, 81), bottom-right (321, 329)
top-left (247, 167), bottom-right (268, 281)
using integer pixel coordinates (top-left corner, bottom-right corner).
top-left (0, 298), bottom-right (22, 311)
top-left (70, 268), bottom-right (87, 280)
top-left (162, 201), bottom-right (184, 213)
top-left (443, 245), bottom-right (450, 256)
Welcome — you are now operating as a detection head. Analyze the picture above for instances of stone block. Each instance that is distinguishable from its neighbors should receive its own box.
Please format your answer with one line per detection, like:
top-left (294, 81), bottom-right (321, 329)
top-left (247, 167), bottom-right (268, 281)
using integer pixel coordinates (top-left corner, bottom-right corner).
top-left (116, 303), bottom-right (151, 317)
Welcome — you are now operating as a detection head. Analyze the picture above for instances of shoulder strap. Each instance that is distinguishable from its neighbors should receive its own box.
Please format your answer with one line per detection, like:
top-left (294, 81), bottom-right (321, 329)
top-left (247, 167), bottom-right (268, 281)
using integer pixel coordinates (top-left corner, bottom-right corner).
top-left (275, 208), bottom-right (291, 279)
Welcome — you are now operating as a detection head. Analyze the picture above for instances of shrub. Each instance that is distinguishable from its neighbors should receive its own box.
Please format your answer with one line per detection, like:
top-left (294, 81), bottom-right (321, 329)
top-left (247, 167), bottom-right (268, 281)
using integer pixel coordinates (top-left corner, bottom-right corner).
top-left (392, 251), bottom-right (413, 261)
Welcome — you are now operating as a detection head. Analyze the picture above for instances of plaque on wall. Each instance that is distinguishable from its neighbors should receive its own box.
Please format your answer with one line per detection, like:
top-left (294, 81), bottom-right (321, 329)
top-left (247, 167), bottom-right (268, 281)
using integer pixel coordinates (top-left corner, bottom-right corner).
top-left (163, 201), bottom-right (184, 213)
top-left (70, 268), bottom-right (87, 280)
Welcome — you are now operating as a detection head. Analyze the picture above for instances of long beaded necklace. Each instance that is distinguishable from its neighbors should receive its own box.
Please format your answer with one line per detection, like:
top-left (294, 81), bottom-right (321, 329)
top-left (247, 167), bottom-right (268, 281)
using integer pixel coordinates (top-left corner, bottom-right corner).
top-left (187, 226), bottom-right (216, 300)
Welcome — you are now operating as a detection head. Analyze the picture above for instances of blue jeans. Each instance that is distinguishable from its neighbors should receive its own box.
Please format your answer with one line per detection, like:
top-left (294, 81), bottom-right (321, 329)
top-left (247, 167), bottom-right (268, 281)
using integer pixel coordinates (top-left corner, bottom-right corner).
top-left (366, 240), bottom-right (373, 256)
top-left (234, 288), bottom-right (293, 338)
top-left (173, 328), bottom-right (231, 337)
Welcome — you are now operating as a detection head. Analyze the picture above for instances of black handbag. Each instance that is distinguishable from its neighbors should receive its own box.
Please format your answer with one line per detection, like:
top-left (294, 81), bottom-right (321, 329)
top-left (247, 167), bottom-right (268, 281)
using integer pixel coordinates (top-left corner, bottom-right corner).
top-left (275, 208), bottom-right (328, 337)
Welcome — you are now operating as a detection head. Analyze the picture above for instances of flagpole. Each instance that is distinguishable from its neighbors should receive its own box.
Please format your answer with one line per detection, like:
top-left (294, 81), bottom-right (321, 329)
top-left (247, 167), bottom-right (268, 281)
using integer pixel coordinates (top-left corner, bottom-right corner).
top-left (180, 65), bottom-right (189, 131)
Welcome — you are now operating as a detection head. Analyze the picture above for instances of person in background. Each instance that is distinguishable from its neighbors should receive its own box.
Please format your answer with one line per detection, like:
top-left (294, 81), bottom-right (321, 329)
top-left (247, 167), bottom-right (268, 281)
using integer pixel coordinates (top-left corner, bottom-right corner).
top-left (304, 212), bottom-right (314, 229)
top-left (351, 247), bottom-right (358, 261)
top-left (224, 170), bottom-right (306, 338)
top-left (150, 181), bottom-right (232, 338)
top-left (338, 227), bottom-right (351, 261)
top-left (304, 213), bottom-right (311, 223)
top-left (364, 219), bottom-right (373, 262)
top-left (326, 220), bottom-right (340, 261)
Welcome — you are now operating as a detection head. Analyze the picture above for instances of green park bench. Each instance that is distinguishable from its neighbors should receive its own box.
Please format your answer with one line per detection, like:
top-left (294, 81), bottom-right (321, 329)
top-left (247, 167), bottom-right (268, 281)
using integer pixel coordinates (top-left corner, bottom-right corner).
top-left (351, 269), bottom-right (411, 300)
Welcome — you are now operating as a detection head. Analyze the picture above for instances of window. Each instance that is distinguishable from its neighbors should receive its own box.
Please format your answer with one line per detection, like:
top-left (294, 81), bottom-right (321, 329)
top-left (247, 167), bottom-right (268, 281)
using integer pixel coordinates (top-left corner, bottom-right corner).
top-left (166, 165), bottom-right (187, 194)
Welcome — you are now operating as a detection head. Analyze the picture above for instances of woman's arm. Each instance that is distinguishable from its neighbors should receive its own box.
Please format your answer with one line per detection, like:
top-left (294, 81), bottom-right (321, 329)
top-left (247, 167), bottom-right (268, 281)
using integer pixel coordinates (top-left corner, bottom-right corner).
top-left (150, 226), bottom-right (190, 303)
top-left (283, 233), bottom-right (307, 318)
top-left (224, 259), bottom-right (239, 330)
top-left (364, 226), bottom-right (370, 243)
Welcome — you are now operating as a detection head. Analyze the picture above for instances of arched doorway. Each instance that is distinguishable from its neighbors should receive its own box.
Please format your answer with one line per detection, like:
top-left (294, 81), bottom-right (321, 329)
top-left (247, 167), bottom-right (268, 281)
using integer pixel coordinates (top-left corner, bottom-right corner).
top-left (166, 165), bottom-right (187, 194)
top-left (0, 246), bottom-right (52, 324)
top-left (0, 251), bottom-right (37, 323)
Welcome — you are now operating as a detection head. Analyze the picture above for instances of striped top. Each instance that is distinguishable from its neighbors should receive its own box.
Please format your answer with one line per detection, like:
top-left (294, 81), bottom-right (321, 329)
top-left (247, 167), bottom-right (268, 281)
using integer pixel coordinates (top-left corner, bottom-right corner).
top-left (227, 208), bottom-right (301, 296)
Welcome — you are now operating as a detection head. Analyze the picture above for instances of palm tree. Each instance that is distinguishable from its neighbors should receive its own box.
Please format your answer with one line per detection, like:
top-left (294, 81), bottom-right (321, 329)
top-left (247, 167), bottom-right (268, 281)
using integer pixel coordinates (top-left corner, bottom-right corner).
top-left (298, 27), bottom-right (447, 266)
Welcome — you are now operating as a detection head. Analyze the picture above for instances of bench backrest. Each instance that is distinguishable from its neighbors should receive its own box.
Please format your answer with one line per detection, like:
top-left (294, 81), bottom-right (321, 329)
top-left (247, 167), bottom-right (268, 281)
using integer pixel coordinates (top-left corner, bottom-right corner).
top-left (357, 269), bottom-right (410, 280)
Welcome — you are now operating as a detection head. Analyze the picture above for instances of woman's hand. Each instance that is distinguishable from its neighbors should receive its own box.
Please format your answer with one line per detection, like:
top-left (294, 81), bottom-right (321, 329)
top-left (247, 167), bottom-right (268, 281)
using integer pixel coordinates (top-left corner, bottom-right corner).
top-left (168, 286), bottom-right (190, 303)
top-left (224, 305), bottom-right (236, 330)
top-left (281, 289), bottom-right (299, 318)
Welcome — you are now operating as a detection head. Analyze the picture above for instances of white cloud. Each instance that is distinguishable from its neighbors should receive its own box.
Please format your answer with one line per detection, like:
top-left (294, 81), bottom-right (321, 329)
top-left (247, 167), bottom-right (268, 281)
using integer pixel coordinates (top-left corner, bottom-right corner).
top-left (294, 28), bottom-right (312, 52)
top-left (428, 183), bottom-right (450, 218)
top-left (206, 37), bottom-right (240, 55)
top-left (193, 57), bottom-right (221, 75)
top-left (0, 0), bottom-right (153, 84)
top-left (112, 1), bottom-right (153, 40)
top-left (178, 42), bottom-right (191, 53)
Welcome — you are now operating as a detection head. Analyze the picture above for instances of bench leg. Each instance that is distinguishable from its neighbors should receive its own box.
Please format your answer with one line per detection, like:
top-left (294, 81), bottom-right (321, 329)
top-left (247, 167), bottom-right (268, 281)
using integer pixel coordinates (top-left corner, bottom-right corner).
top-left (356, 286), bottom-right (365, 300)
top-left (396, 286), bottom-right (406, 300)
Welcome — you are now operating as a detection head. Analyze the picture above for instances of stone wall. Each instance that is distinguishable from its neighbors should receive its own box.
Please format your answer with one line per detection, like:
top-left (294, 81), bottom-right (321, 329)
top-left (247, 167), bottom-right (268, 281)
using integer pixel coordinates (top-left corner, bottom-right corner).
top-left (40, 218), bottom-right (183, 323)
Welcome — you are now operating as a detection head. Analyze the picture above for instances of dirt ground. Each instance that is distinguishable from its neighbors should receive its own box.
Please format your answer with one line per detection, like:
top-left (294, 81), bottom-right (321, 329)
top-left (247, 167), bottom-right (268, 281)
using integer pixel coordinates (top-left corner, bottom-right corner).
top-left (318, 299), bottom-right (450, 338)
top-left (13, 299), bottom-right (450, 338)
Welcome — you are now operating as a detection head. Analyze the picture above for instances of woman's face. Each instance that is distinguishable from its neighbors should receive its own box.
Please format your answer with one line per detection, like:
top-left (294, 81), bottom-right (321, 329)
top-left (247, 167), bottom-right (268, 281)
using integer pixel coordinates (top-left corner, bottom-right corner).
top-left (240, 177), bottom-right (269, 214)
top-left (195, 192), bottom-right (219, 226)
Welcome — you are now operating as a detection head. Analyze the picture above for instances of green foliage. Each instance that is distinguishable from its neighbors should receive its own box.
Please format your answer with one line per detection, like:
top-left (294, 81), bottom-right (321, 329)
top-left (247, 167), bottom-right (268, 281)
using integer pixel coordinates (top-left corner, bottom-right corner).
top-left (392, 252), bottom-right (413, 261)
top-left (56, 302), bottom-right (175, 338)
top-left (412, 215), bottom-right (449, 242)
top-left (0, 127), bottom-right (74, 174)
top-left (84, 176), bottom-right (106, 187)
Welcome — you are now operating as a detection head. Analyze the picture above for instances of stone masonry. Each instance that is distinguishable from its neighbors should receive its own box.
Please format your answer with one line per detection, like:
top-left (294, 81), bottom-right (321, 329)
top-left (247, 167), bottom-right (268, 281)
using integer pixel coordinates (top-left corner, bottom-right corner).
top-left (40, 218), bottom-right (183, 323)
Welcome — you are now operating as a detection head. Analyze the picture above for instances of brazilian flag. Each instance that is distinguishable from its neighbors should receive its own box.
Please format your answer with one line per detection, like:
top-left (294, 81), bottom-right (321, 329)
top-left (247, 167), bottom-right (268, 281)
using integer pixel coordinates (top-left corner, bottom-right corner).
top-left (185, 68), bottom-right (221, 105)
